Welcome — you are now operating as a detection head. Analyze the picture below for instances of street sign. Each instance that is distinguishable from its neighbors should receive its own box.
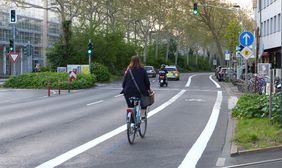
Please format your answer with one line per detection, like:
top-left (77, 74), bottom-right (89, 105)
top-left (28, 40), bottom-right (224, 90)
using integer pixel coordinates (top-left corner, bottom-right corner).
top-left (239, 31), bottom-right (254, 46)
top-left (225, 50), bottom-right (230, 60)
top-left (240, 47), bottom-right (253, 59)
top-left (8, 52), bottom-right (19, 63)
top-left (69, 71), bottom-right (77, 81)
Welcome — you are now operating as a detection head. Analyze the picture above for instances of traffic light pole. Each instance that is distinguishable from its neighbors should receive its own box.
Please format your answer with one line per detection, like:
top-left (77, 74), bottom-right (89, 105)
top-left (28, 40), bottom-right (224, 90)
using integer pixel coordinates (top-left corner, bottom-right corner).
top-left (88, 39), bottom-right (91, 69)
top-left (12, 24), bottom-right (16, 76)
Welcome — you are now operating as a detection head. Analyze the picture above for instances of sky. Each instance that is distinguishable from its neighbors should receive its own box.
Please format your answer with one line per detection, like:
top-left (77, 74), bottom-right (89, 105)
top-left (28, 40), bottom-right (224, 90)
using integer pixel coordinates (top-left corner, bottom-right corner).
top-left (226, 0), bottom-right (253, 9)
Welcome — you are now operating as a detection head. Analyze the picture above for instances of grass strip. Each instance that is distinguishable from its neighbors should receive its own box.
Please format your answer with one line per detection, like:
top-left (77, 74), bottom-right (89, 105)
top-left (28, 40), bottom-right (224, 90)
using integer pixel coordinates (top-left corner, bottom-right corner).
top-left (234, 118), bottom-right (282, 150)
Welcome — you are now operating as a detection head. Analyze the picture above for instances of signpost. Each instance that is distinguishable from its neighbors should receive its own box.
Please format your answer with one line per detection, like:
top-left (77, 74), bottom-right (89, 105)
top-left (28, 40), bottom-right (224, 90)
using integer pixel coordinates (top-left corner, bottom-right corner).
top-left (8, 52), bottom-right (19, 63)
top-left (239, 31), bottom-right (254, 47)
top-left (240, 47), bottom-right (253, 60)
top-left (239, 31), bottom-right (255, 91)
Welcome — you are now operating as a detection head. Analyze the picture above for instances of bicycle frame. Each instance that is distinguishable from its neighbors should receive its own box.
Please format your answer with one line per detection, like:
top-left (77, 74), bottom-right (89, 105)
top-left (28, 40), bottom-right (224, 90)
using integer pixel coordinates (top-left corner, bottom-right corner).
top-left (126, 97), bottom-right (147, 144)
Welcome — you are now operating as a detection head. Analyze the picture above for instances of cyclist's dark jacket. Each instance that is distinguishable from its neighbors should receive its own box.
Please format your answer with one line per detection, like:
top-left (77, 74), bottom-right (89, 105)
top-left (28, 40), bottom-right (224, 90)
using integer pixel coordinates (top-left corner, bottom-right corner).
top-left (121, 67), bottom-right (150, 97)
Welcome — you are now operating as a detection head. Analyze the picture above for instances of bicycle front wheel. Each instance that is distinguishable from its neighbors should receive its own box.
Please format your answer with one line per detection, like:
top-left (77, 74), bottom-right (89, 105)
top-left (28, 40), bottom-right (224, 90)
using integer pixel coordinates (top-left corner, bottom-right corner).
top-left (139, 110), bottom-right (147, 138)
top-left (127, 112), bottom-right (136, 144)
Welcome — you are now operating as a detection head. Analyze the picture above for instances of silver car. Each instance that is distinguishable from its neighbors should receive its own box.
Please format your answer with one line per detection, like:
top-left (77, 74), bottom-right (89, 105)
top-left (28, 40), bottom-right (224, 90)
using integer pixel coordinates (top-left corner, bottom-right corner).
top-left (144, 66), bottom-right (156, 78)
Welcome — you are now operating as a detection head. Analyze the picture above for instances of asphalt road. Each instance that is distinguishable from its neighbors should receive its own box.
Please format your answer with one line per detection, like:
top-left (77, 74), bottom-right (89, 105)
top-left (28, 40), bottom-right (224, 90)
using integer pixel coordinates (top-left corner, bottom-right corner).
top-left (0, 73), bottom-right (280, 168)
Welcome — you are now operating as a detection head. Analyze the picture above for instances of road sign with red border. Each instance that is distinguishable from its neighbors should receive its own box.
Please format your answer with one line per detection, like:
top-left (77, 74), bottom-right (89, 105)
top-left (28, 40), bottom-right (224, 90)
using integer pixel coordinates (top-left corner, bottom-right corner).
top-left (69, 71), bottom-right (77, 81)
top-left (8, 52), bottom-right (20, 63)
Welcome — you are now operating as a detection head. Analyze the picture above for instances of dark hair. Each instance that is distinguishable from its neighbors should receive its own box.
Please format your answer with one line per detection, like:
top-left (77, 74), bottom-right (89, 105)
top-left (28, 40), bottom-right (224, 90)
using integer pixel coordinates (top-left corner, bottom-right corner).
top-left (128, 55), bottom-right (144, 69)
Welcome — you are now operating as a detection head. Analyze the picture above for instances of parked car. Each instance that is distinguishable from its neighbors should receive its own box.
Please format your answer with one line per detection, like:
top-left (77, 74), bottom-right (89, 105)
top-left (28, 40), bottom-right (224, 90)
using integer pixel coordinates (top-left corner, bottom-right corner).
top-left (165, 65), bottom-right (180, 80)
top-left (144, 65), bottom-right (156, 78)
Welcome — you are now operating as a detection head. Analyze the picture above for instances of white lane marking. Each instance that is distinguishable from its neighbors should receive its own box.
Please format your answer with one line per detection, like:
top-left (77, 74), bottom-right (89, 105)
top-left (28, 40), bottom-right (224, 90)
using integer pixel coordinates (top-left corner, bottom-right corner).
top-left (86, 100), bottom-right (104, 106)
top-left (185, 74), bottom-right (197, 87)
top-left (178, 91), bottom-right (223, 168)
top-left (228, 96), bottom-right (238, 110)
top-left (185, 98), bottom-right (205, 102)
top-left (222, 157), bottom-right (282, 168)
top-left (209, 75), bottom-right (221, 88)
top-left (36, 89), bottom-right (186, 168)
top-left (216, 157), bottom-right (226, 167)
top-left (114, 94), bottom-right (123, 98)
top-left (40, 96), bottom-right (48, 98)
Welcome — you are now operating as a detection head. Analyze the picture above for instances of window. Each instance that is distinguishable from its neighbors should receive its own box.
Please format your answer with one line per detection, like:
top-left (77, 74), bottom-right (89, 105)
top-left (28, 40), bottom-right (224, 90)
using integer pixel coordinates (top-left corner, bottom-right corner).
top-left (270, 18), bottom-right (273, 34)
top-left (274, 16), bottom-right (277, 32)
top-left (260, 22), bottom-right (264, 36)
top-left (264, 21), bottom-right (267, 36)
top-left (267, 19), bottom-right (269, 35)
top-left (278, 14), bottom-right (281, 31)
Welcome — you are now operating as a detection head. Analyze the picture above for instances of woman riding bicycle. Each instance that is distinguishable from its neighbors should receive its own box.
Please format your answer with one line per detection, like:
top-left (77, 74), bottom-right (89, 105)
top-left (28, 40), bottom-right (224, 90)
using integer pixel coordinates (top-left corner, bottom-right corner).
top-left (121, 55), bottom-right (151, 119)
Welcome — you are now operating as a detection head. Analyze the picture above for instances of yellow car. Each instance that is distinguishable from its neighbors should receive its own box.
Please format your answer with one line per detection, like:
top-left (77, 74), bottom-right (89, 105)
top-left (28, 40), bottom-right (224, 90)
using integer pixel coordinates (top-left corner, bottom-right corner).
top-left (165, 65), bottom-right (180, 80)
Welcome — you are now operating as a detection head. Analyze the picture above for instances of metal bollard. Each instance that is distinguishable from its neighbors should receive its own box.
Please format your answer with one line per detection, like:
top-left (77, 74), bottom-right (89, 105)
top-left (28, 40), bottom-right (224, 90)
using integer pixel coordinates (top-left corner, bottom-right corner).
top-left (48, 80), bottom-right (50, 97)
top-left (58, 80), bottom-right (60, 95)
top-left (68, 78), bottom-right (70, 93)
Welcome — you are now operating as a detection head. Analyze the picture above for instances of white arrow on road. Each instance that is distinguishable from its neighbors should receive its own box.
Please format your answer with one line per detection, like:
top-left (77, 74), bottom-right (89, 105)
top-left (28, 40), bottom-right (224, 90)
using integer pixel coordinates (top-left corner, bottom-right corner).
top-left (243, 33), bottom-right (250, 46)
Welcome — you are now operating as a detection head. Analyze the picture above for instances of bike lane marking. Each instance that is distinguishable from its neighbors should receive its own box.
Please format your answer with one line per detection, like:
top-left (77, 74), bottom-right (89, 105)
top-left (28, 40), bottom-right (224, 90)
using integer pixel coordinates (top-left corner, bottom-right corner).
top-left (178, 91), bottom-right (223, 168)
top-left (209, 74), bottom-right (221, 88)
top-left (35, 89), bottom-right (186, 168)
top-left (185, 74), bottom-right (197, 87)
top-left (86, 100), bottom-right (104, 106)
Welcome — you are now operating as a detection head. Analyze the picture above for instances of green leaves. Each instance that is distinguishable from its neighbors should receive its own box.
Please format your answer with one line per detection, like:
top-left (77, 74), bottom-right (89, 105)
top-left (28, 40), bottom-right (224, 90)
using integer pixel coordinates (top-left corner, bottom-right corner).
top-left (3, 72), bottom-right (96, 89)
top-left (232, 94), bottom-right (281, 124)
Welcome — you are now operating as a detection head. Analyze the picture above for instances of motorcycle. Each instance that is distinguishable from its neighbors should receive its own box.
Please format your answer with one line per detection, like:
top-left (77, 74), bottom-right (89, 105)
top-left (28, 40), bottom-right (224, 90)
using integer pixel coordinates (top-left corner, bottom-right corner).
top-left (159, 70), bottom-right (167, 87)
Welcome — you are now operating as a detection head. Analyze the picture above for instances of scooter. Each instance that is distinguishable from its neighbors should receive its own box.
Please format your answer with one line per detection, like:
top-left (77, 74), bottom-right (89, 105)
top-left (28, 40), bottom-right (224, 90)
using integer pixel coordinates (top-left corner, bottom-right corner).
top-left (159, 70), bottom-right (168, 87)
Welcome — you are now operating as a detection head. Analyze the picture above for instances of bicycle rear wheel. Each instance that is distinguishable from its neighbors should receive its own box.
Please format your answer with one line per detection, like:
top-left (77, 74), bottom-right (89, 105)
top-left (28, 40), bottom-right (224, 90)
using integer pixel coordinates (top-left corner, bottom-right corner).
top-left (139, 110), bottom-right (147, 138)
top-left (127, 112), bottom-right (136, 144)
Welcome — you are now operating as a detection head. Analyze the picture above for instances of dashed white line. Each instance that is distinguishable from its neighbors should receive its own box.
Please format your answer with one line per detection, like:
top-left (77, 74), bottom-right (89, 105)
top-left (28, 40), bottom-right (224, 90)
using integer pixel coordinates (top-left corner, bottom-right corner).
top-left (86, 100), bottom-right (104, 106)
top-left (228, 96), bottom-right (238, 110)
top-left (178, 91), bottom-right (223, 168)
top-left (114, 94), bottom-right (123, 98)
top-left (35, 89), bottom-right (186, 168)
top-left (216, 157), bottom-right (226, 167)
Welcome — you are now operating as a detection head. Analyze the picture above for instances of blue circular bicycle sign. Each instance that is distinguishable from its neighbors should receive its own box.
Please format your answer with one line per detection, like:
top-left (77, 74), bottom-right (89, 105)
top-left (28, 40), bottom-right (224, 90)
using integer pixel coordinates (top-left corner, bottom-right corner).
top-left (239, 31), bottom-right (254, 46)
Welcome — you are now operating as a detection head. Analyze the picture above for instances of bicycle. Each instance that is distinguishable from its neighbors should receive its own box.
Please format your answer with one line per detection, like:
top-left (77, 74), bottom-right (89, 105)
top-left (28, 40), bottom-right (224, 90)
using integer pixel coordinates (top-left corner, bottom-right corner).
top-left (126, 97), bottom-right (147, 144)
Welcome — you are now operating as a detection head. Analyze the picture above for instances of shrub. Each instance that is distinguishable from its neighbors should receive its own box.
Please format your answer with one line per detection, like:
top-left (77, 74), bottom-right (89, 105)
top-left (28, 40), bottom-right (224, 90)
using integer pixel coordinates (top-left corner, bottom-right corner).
top-left (232, 93), bottom-right (281, 123)
top-left (3, 72), bottom-right (96, 89)
top-left (91, 62), bottom-right (111, 82)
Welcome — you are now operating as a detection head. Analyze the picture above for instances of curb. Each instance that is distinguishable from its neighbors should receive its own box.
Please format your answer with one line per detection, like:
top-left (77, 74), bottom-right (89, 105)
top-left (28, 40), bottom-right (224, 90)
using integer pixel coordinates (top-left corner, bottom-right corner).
top-left (231, 145), bottom-right (282, 156)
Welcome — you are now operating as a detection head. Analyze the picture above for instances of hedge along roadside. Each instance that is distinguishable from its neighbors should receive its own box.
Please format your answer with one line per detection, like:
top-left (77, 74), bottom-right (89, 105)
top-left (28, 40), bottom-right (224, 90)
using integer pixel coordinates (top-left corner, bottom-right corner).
top-left (3, 72), bottom-right (96, 90)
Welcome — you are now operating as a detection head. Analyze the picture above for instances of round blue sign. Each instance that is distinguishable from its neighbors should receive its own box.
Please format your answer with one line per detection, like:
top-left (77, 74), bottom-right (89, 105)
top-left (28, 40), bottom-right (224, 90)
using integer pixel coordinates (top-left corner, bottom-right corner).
top-left (239, 32), bottom-right (254, 46)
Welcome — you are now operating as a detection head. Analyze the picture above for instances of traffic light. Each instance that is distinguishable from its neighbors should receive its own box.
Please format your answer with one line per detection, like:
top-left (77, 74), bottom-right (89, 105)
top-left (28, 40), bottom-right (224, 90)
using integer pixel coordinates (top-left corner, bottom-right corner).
top-left (23, 45), bottom-right (28, 56)
top-left (9, 39), bottom-right (14, 52)
top-left (87, 42), bottom-right (93, 56)
top-left (193, 3), bottom-right (199, 16)
top-left (10, 9), bottom-right (16, 23)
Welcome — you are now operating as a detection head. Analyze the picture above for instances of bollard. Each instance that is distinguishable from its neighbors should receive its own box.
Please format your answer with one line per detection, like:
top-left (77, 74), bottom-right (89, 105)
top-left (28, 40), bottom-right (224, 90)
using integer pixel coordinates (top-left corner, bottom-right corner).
top-left (68, 78), bottom-right (70, 93)
top-left (58, 80), bottom-right (60, 95)
top-left (48, 80), bottom-right (51, 97)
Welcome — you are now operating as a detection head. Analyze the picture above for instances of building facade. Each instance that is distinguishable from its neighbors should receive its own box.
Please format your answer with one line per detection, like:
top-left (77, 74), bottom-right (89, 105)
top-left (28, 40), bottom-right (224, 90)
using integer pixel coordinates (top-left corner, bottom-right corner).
top-left (0, 1), bottom-right (60, 77)
top-left (254, 0), bottom-right (281, 77)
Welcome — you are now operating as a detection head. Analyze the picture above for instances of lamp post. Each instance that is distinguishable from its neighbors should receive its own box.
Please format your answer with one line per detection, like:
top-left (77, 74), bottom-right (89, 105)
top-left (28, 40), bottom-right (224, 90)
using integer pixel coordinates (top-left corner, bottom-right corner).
top-left (42, 0), bottom-right (48, 67)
